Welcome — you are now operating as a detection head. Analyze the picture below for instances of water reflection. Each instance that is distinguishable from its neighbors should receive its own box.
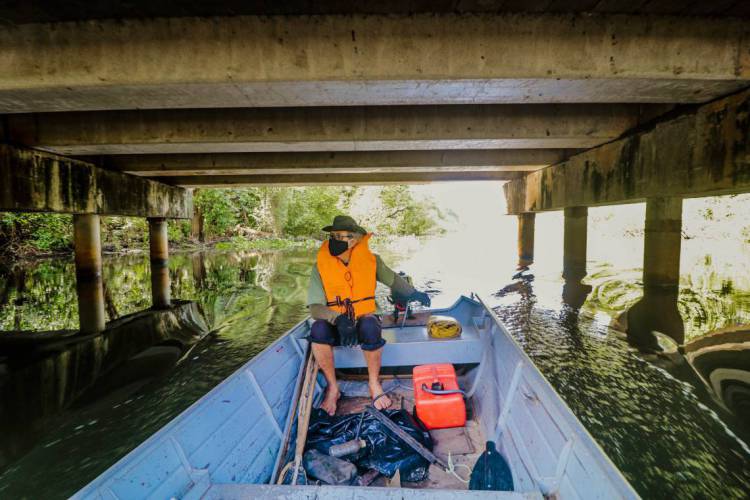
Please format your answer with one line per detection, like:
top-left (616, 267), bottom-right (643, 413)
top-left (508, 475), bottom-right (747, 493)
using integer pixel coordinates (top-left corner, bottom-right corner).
top-left (561, 279), bottom-right (593, 311)
top-left (0, 249), bottom-right (315, 498)
top-left (0, 302), bottom-right (208, 471)
top-left (622, 287), bottom-right (685, 351)
top-left (684, 326), bottom-right (750, 433)
top-left (493, 271), bottom-right (750, 499)
top-left (0, 260), bottom-right (78, 331)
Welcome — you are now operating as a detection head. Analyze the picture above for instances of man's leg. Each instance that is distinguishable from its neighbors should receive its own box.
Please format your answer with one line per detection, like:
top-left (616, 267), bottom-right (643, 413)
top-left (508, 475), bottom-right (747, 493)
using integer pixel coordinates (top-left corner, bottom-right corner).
top-left (358, 315), bottom-right (391, 410)
top-left (309, 320), bottom-right (340, 416)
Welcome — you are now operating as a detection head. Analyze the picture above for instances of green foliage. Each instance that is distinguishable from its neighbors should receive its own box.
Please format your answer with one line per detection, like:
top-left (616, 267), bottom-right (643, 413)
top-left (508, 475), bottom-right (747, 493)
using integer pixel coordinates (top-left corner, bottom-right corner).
top-left (168, 220), bottom-right (191, 243)
top-left (101, 217), bottom-right (148, 251)
top-left (282, 187), bottom-right (346, 237)
top-left (0, 185), bottom-right (443, 256)
top-left (194, 188), bottom-right (277, 238)
top-left (376, 186), bottom-right (443, 236)
top-left (195, 189), bottom-right (241, 237)
top-left (0, 212), bottom-right (73, 252)
top-left (214, 236), bottom-right (318, 252)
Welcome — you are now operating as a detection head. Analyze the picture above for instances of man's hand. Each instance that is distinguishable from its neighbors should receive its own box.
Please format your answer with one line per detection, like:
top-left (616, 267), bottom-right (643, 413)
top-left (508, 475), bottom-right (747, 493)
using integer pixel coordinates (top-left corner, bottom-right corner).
top-left (334, 314), bottom-right (358, 346)
top-left (408, 290), bottom-right (431, 307)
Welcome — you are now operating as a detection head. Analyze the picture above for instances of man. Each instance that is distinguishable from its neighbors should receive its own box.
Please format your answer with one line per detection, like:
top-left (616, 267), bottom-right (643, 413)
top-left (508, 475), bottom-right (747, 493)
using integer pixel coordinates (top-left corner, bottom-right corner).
top-left (307, 215), bottom-right (431, 415)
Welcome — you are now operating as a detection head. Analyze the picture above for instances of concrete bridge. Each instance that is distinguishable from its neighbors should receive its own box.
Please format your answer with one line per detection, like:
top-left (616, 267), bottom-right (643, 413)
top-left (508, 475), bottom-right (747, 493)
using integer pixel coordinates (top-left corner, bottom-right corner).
top-left (1, 1), bottom-right (749, 343)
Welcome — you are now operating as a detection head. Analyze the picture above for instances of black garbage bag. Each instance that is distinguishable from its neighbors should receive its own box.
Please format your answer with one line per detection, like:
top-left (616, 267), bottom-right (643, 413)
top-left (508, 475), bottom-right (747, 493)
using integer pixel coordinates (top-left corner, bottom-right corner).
top-left (306, 407), bottom-right (432, 482)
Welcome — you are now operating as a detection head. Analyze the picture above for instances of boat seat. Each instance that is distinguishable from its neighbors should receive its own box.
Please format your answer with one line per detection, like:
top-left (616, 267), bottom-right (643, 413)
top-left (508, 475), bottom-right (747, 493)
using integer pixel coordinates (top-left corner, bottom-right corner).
top-left (298, 314), bottom-right (489, 369)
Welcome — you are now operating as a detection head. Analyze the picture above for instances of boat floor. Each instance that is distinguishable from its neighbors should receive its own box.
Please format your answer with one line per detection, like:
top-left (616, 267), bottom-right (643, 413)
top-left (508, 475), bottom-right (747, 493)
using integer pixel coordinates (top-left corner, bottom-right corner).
top-left (334, 377), bottom-right (485, 490)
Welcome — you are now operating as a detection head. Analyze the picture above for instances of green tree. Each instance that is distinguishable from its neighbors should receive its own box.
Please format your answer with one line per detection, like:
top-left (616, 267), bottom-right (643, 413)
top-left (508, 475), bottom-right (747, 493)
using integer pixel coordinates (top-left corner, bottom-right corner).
top-left (282, 187), bottom-right (348, 237)
top-left (376, 186), bottom-right (443, 236)
top-left (193, 188), bottom-right (271, 238)
top-left (101, 217), bottom-right (148, 250)
top-left (0, 212), bottom-right (73, 253)
top-left (194, 189), bottom-right (238, 238)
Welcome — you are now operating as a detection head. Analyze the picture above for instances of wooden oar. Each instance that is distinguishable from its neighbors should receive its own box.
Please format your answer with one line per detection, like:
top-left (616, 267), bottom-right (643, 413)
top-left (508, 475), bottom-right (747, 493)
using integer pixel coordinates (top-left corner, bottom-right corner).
top-left (364, 405), bottom-right (448, 470)
top-left (272, 347), bottom-right (311, 484)
top-left (290, 355), bottom-right (319, 485)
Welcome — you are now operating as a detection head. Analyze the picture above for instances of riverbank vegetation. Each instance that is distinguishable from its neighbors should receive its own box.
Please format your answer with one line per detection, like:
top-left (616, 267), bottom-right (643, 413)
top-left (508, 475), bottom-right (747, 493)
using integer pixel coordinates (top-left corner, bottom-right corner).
top-left (0, 185), bottom-right (446, 259)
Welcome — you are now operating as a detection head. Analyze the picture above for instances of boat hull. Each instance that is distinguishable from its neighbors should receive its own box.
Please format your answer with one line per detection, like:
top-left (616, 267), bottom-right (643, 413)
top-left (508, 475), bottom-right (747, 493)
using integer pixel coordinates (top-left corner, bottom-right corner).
top-left (73, 295), bottom-right (638, 499)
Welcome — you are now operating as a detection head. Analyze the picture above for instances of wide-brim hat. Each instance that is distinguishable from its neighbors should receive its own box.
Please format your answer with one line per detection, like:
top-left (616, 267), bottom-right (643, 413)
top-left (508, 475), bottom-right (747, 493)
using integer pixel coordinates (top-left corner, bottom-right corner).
top-left (322, 215), bottom-right (367, 234)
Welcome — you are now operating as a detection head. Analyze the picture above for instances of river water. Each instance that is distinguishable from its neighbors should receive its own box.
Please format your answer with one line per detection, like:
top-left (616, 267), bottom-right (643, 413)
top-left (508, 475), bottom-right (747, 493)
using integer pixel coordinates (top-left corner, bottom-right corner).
top-left (1, 186), bottom-right (749, 498)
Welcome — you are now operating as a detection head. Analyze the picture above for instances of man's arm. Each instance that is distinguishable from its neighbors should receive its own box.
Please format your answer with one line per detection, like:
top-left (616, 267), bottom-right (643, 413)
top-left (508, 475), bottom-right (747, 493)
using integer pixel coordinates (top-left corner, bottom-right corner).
top-left (307, 264), bottom-right (339, 323)
top-left (375, 254), bottom-right (431, 306)
top-left (375, 254), bottom-right (416, 297)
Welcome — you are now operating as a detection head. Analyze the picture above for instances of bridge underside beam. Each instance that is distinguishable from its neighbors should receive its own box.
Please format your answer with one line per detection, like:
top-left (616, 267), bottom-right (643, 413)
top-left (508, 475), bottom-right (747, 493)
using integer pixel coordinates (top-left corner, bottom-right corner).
top-left (107, 150), bottom-right (576, 177)
top-left (0, 13), bottom-right (747, 112)
top-left (0, 143), bottom-right (192, 218)
top-left (5, 104), bottom-right (659, 156)
top-left (504, 88), bottom-right (750, 214)
top-left (155, 170), bottom-right (522, 187)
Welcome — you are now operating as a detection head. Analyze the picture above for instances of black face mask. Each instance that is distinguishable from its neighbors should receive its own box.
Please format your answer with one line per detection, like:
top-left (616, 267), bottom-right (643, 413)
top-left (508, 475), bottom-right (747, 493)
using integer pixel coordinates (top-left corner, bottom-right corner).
top-left (328, 237), bottom-right (349, 256)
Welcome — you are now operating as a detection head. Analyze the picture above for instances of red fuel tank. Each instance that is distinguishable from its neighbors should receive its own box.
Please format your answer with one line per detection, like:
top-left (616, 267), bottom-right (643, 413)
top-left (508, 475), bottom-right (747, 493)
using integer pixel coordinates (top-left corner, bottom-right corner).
top-left (412, 364), bottom-right (466, 430)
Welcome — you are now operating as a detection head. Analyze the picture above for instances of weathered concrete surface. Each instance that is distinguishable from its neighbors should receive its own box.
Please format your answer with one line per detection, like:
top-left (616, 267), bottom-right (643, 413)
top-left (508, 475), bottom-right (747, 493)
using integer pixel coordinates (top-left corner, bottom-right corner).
top-left (0, 143), bottom-right (192, 217)
top-left (517, 213), bottom-right (535, 267)
top-left (74, 214), bottom-right (105, 334)
top-left (641, 197), bottom-right (683, 291)
top-left (0, 14), bottom-right (747, 112)
top-left (109, 150), bottom-right (576, 176)
top-left (562, 206), bottom-right (588, 281)
top-left (157, 171), bottom-right (522, 187)
top-left (6, 105), bottom-right (657, 155)
top-left (624, 197), bottom-right (685, 346)
top-left (504, 88), bottom-right (750, 213)
top-left (148, 218), bottom-right (171, 309)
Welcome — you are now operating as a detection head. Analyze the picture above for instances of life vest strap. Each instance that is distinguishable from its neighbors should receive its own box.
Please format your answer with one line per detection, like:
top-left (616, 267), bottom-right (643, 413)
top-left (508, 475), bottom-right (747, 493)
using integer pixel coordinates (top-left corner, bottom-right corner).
top-left (325, 296), bottom-right (375, 307)
top-left (326, 295), bottom-right (376, 320)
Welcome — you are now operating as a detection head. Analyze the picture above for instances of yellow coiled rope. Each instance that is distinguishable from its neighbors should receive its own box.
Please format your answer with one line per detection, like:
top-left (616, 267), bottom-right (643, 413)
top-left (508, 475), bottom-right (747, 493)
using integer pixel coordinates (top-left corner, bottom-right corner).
top-left (427, 315), bottom-right (462, 339)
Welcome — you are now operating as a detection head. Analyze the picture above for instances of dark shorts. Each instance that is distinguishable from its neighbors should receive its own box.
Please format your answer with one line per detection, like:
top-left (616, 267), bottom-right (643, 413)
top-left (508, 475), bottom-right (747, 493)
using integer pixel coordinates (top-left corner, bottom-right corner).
top-left (309, 314), bottom-right (386, 351)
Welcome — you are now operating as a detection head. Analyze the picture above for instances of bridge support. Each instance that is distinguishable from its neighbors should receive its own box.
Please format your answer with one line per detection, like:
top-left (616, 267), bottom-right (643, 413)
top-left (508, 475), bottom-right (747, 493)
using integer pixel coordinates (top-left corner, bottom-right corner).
top-left (74, 214), bottom-right (106, 334)
top-left (562, 207), bottom-right (588, 282)
top-left (504, 88), bottom-right (750, 214)
top-left (148, 218), bottom-right (171, 309)
top-left (562, 207), bottom-right (592, 309)
top-left (517, 213), bottom-right (535, 268)
top-left (626, 197), bottom-right (684, 346)
top-left (0, 143), bottom-right (191, 217)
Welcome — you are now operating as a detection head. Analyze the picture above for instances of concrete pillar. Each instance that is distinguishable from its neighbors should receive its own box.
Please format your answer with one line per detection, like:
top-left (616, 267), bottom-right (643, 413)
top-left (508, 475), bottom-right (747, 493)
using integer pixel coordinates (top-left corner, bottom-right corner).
top-left (642, 197), bottom-right (682, 291)
top-left (149, 217), bottom-right (171, 309)
top-left (562, 206), bottom-right (588, 282)
top-left (626, 197), bottom-right (684, 346)
top-left (74, 214), bottom-right (106, 334)
top-left (517, 213), bottom-right (535, 268)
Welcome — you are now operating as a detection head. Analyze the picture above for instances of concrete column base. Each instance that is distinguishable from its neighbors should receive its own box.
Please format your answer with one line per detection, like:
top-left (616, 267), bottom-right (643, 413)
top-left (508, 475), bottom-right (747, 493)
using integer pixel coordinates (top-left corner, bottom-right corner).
top-left (562, 206), bottom-right (588, 282)
top-left (149, 217), bottom-right (171, 309)
top-left (74, 214), bottom-right (106, 334)
top-left (626, 197), bottom-right (684, 346)
top-left (562, 281), bottom-right (593, 310)
top-left (517, 213), bottom-right (535, 268)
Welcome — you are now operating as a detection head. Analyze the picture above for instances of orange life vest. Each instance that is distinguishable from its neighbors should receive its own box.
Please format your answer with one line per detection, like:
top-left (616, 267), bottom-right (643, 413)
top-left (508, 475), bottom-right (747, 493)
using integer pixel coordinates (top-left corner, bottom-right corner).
top-left (316, 233), bottom-right (377, 319)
